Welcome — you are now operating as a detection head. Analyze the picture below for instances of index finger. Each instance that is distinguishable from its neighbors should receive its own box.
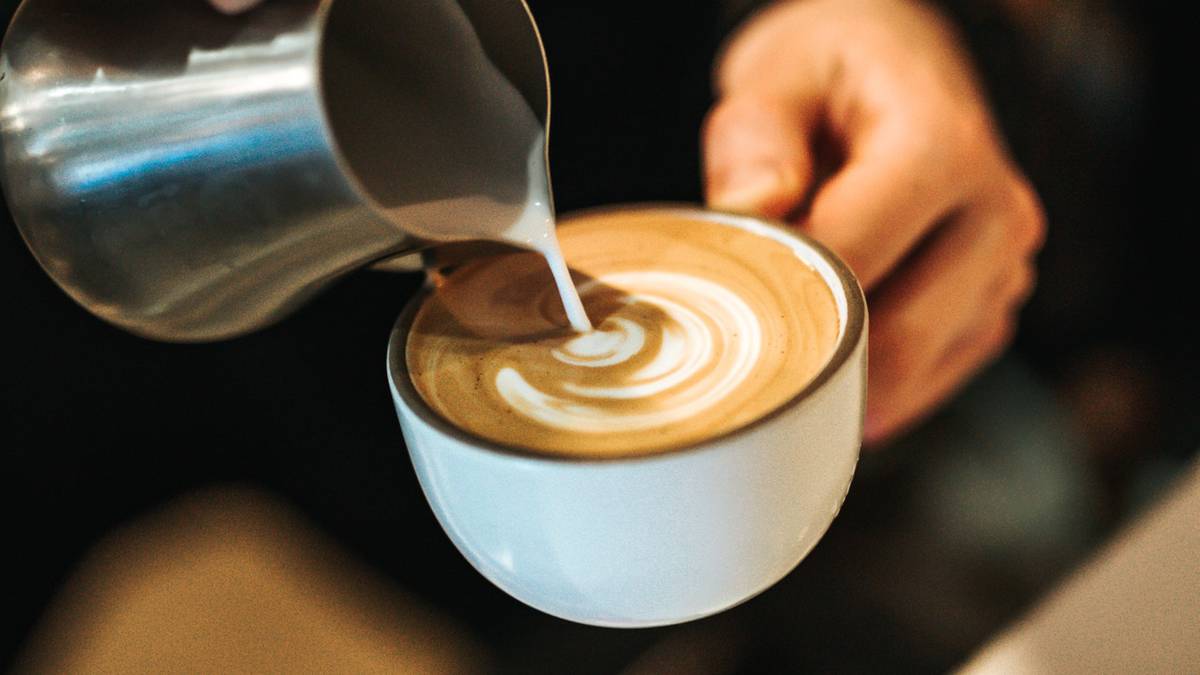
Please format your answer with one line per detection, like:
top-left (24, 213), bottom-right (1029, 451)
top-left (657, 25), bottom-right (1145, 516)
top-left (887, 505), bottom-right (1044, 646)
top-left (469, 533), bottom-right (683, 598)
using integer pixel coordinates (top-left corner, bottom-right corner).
top-left (801, 117), bottom-right (964, 291)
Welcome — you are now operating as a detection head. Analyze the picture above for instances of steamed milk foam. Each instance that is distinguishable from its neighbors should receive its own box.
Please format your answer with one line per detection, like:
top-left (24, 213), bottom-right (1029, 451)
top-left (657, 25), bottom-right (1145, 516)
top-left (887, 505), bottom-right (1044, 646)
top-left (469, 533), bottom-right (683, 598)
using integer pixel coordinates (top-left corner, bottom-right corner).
top-left (407, 210), bottom-right (840, 457)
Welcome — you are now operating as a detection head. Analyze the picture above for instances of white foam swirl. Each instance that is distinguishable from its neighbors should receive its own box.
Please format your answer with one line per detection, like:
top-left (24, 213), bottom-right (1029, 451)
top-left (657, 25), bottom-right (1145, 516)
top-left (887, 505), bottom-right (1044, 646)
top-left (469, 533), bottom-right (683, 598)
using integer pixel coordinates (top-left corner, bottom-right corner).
top-left (495, 271), bottom-right (763, 433)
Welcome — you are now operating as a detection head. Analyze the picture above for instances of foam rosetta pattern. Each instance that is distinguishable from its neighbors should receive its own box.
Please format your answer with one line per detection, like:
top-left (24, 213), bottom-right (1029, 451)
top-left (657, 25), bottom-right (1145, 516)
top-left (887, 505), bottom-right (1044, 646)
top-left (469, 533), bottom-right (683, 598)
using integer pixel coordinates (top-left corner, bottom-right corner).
top-left (496, 271), bottom-right (763, 432)
top-left (406, 211), bottom-right (840, 456)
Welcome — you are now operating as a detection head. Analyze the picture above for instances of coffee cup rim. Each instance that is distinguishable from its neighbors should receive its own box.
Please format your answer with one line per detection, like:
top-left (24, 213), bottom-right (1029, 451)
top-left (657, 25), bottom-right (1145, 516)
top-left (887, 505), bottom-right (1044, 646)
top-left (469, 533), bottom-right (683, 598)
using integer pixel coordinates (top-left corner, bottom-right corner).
top-left (386, 202), bottom-right (867, 463)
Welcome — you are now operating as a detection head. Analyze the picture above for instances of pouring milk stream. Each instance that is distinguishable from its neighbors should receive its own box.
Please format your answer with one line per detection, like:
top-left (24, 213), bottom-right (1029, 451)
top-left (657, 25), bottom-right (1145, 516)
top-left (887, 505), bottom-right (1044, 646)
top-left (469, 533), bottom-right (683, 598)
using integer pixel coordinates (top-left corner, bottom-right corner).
top-left (0, 0), bottom-right (592, 339)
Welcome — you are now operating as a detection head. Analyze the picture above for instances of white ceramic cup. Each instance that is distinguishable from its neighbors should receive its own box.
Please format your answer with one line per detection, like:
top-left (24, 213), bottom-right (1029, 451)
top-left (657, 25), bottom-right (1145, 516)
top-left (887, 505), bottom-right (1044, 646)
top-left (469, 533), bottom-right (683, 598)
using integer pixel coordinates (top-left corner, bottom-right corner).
top-left (387, 204), bottom-right (867, 627)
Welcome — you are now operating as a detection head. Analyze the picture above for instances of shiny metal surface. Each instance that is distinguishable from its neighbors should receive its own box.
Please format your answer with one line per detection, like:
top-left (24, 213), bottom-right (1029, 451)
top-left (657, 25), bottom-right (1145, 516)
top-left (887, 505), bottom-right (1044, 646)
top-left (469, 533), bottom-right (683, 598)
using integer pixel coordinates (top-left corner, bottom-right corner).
top-left (0, 0), bottom-right (550, 341)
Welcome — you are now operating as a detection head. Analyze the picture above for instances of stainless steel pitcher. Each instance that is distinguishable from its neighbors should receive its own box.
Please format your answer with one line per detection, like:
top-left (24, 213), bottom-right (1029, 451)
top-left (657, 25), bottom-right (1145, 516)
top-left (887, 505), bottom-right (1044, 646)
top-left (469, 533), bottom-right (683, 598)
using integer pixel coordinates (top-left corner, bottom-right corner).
top-left (0, 0), bottom-right (552, 340)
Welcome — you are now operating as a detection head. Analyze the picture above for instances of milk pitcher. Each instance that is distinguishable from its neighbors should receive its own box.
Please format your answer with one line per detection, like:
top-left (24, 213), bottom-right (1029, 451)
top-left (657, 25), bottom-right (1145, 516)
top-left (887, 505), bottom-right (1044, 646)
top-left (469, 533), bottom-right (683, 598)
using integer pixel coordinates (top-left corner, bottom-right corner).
top-left (0, 0), bottom-right (551, 340)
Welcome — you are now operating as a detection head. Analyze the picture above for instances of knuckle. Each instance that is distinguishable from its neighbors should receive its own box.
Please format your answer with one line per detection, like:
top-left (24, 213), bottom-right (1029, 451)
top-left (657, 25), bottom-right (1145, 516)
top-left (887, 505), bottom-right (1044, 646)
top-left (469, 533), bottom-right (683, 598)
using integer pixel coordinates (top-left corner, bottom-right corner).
top-left (982, 317), bottom-right (1017, 360)
top-left (894, 115), bottom-right (951, 176)
top-left (994, 262), bottom-right (1037, 311)
top-left (1012, 264), bottom-right (1038, 305)
top-left (918, 108), bottom-right (1000, 189)
top-left (1005, 179), bottom-right (1047, 254)
top-left (952, 108), bottom-right (995, 148)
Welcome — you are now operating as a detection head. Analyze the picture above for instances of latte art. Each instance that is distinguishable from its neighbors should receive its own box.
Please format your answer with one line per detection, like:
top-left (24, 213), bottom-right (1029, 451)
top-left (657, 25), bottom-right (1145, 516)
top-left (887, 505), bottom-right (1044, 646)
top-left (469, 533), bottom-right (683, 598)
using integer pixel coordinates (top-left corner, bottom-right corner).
top-left (498, 271), bottom-right (762, 432)
top-left (407, 211), bottom-right (841, 457)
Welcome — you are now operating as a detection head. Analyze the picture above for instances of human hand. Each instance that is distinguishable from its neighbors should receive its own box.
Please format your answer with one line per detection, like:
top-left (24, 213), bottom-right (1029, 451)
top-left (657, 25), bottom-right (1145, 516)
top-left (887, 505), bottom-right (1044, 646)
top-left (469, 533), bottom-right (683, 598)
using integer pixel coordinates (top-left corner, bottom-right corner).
top-left (704, 0), bottom-right (1045, 445)
top-left (208, 0), bottom-right (262, 13)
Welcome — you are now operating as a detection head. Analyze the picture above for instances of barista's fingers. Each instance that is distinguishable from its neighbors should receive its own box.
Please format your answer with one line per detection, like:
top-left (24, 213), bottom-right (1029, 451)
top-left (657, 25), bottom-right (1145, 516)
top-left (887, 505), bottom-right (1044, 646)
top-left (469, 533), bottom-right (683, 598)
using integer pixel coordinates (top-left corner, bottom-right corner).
top-left (799, 115), bottom-right (969, 292)
top-left (209, 0), bottom-right (263, 14)
top-left (869, 309), bottom-right (1017, 445)
top-left (862, 182), bottom-right (1042, 444)
top-left (703, 94), bottom-right (816, 220)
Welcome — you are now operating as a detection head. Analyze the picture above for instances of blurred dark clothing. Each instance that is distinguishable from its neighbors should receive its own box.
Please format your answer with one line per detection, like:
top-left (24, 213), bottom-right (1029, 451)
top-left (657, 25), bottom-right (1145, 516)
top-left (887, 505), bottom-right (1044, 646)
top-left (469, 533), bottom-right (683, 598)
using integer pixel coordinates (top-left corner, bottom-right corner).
top-left (1, 0), bottom-right (1191, 671)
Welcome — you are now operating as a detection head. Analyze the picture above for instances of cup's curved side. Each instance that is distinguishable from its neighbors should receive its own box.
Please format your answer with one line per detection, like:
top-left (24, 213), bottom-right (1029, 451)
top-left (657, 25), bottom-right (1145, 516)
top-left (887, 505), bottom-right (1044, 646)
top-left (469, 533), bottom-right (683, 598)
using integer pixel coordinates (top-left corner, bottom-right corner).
top-left (385, 204), bottom-right (867, 626)
top-left (387, 316), bottom-right (866, 627)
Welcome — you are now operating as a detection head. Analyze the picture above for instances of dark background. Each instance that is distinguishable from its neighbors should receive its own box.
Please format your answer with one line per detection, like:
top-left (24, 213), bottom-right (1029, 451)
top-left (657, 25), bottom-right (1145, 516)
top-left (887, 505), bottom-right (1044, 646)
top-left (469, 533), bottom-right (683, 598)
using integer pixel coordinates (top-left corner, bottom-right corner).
top-left (2, 0), bottom-right (1194, 672)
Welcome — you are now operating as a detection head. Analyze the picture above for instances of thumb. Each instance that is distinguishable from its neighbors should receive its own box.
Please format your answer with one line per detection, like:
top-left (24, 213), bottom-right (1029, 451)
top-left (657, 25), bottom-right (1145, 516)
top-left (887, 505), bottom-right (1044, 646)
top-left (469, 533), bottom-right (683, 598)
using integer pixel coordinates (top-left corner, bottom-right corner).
top-left (703, 94), bottom-right (814, 220)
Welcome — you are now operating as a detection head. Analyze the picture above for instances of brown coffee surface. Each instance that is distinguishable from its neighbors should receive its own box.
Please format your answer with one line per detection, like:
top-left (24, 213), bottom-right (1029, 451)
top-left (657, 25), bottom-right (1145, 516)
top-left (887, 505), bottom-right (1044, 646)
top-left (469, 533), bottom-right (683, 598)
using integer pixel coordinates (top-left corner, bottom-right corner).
top-left (406, 210), bottom-right (840, 457)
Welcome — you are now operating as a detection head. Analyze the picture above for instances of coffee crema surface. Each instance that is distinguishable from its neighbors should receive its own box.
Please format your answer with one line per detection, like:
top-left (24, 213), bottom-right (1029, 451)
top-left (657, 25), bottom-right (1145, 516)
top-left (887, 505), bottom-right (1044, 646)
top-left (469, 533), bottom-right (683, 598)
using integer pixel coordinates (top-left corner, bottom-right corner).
top-left (406, 211), bottom-right (840, 457)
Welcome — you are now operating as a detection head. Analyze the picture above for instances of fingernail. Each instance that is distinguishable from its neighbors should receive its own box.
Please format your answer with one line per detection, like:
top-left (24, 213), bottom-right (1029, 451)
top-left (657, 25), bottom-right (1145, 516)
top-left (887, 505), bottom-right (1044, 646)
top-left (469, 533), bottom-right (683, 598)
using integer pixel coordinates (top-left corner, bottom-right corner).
top-left (709, 163), bottom-right (783, 215)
